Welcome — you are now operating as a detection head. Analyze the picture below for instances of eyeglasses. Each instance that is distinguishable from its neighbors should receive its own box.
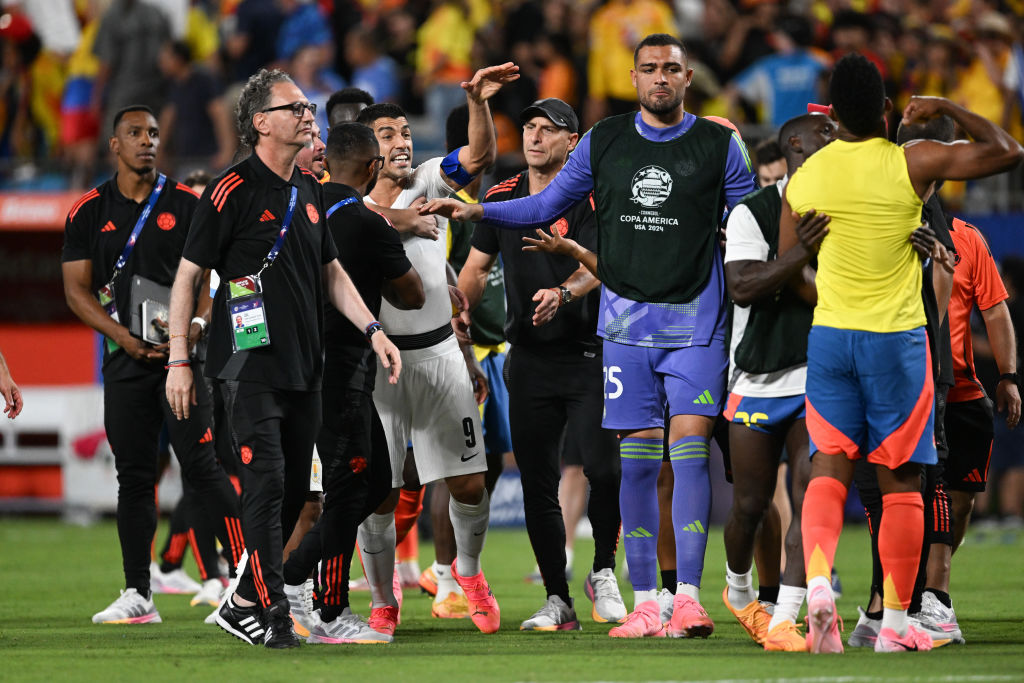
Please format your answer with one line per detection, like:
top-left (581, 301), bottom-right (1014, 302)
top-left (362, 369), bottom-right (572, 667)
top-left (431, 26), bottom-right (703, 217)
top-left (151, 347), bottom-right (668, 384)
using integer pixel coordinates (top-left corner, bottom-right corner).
top-left (367, 155), bottom-right (385, 168)
top-left (262, 101), bottom-right (317, 118)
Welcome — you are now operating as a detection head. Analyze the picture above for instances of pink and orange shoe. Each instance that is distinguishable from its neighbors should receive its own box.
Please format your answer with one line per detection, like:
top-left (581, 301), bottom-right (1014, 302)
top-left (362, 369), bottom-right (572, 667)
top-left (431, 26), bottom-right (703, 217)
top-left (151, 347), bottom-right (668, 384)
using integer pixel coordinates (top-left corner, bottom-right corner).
top-left (875, 623), bottom-right (934, 653)
top-left (368, 605), bottom-right (399, 638)
top-left (667, 594), bottom-right (714, 638)
top-left (392, 565), bottom-right (403, 624)
top-left (608, 600), bottom-right (666, 638)
top-left (806, 584), bottom-right (844, 653)
top-left (763, 621), bottom-right (808, 651)
top-left (431, 591), bottom-right (470, 619)
top-left (418, 566), bottom-right (438, 597)
top-left (721, 587), bottom-right (769, 644)
top-left (451, 562), bottom-right (501, 634)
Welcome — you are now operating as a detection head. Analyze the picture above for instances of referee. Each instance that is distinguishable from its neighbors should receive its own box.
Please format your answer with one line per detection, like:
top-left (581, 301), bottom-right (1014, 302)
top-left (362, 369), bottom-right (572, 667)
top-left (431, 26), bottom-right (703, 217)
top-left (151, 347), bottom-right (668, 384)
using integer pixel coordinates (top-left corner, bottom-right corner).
top-left (457, 98), bottom-right (624, 630)
top-left (164, 70), bottom-right (400, 649)
top-left (61, 105), bottom-right (244, 625)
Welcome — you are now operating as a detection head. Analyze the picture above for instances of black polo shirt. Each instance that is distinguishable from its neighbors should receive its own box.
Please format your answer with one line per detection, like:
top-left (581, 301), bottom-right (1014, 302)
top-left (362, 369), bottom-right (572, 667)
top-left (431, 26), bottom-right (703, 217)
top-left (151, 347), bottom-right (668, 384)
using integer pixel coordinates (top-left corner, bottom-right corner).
top-left (472, 170), bottom-right (601, 349)
top-left (62, 173), bottom-right (199, 381)
top-left (322, 182), bottom-right (412, 394)
top-left (183, 153), bottom-right (338, 391)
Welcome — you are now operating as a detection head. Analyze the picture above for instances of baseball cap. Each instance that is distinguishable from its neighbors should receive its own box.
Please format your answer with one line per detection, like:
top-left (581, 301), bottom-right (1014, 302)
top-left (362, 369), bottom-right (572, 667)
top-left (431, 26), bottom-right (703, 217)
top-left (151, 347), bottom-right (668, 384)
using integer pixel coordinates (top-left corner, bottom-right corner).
top-left (520, 98), bottom-right (579, 134)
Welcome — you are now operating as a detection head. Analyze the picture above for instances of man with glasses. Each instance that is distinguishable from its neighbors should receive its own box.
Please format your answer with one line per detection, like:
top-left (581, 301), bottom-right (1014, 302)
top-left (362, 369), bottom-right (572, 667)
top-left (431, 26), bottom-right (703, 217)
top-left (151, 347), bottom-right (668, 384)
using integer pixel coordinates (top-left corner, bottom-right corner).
top-left (165, 69), bottom-right (401, 648)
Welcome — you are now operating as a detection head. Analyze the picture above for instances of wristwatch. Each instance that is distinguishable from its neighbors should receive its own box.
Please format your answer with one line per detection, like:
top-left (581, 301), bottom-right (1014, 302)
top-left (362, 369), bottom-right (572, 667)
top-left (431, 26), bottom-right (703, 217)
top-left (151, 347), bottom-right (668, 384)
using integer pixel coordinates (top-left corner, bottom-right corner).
top-left (558, 285), bottom-right (573, 306)
top-left (998, 372), bottom-right (1019, 384)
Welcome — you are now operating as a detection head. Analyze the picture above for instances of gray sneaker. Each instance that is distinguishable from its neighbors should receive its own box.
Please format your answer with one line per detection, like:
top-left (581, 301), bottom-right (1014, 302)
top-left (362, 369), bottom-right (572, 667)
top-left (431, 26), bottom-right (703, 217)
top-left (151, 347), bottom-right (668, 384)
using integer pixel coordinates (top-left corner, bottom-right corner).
top-left (583, 569), bottom-right (627, 623)
top-left (847, 606), bottom-right (879, 648)
top-left (284, 579), bottom-right (315, 637)
top-left (656, 588), bottom-right (674, 626)
top-left (307, 608), bottom-right (393, 644)
top-left (910, 591), bottom-right (964, 645)
top-left (520, 595), bottom-right (582, 631)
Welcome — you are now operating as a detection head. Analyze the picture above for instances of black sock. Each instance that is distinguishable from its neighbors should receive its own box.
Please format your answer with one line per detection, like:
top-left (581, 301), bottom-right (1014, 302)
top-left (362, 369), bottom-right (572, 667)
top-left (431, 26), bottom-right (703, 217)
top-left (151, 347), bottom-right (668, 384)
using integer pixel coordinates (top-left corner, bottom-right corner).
top-left (661, 570), bottom-right (677, 592)
top-left (865, 608), bottom-right (883, 621)
top-left (926, 588), bottom-right (952, 609)
top-left (758, 585), bottom-right (779, 604)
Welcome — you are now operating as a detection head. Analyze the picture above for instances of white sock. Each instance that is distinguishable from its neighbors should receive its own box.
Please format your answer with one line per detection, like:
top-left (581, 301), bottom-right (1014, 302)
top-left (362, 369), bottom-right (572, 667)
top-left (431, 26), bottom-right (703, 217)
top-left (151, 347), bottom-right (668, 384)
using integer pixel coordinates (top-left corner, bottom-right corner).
top-left (768, 584), bottom-right (806, 630)
top-left (634, 588), bottom-right (658, 609)
top-left (676, 582), bottom-right (700, 602)
top-left (450, 489), bottom-right (489, 577)
top-left (807, 574), bottom-right (832, 598)
top-left (357, 512), bottom-right (397, 608)
top-left (725, 564), bottom-right (756, 607)
top-left (565, 547), bottom-right (574, 572)
top-left (432, 561), bottom-right (461, 602)
top-left (881, 607), bottom-right (908, 636)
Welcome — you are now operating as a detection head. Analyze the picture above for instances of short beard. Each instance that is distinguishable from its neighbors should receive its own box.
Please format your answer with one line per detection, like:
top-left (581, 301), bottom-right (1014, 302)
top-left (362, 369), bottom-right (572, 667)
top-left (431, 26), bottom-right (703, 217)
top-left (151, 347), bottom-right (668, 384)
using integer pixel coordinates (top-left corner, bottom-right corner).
top-left (639, 91), bottom-right (684, 116)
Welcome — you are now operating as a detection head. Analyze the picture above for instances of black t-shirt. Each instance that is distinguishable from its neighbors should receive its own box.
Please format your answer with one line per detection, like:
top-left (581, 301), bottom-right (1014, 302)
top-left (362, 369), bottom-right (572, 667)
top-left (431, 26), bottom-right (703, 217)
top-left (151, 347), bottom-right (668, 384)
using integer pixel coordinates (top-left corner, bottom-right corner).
top-left (168, 68), bottom-right (223, 158)
top-left (921, 194), bottom-right (956, 388)
top-left (322, 182), bottom-right (412, 394)
top-left (183, 153), bottom-right (338, 391)
top-left (61, 174), bottom-right (199, 380)
top-left (473, 170), bottom-right (600, 348)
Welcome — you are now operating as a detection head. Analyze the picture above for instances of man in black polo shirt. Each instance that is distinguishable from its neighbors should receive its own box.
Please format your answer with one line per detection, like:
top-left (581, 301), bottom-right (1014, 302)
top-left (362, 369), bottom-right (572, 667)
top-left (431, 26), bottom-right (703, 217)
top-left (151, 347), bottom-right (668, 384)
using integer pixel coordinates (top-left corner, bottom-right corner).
top-left (164, 70), bottom-right (401, 649)
top-left (282, 122), bottom-right (424, 645)
top-left (61, 105), bottom-right (244, 625)
top-left (457, 98), bottom-right (625, 630)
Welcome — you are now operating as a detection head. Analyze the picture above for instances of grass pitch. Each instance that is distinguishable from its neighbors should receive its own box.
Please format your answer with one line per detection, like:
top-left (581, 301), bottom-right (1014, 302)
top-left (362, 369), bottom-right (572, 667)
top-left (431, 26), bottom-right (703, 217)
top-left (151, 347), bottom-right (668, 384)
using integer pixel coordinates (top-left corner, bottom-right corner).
top-left (1, 518), bottom-right (1022, 682)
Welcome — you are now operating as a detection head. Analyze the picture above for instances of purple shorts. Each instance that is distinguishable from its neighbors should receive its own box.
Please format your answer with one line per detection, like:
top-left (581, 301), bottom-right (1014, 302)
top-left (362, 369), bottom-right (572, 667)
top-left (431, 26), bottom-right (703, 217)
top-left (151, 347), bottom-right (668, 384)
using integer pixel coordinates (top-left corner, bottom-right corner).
top-left (601, 339), bottom-right (727, 430)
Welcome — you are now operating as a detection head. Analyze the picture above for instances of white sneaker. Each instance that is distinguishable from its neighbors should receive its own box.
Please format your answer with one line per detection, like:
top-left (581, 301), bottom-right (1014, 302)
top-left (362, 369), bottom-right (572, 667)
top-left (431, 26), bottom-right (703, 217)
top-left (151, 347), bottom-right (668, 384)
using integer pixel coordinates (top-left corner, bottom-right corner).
top-left (307, 608), bottom-right (392, 644)
top-left (656, 588), bottom-right (674, 626)
top-left (191, 578), bottom-right (226, 607)
top-left (848, 606), bottom-right (880, 648)
top-left (92, 588), bottom-right (162, 624)
top-left (150, 562), bottom-right (202, 594)
top-left (284, 579), bottom-right (316, 638)
top-left (910, 591), bottom-right (964, 644)
top-left (520, 595), bottom-right (582, 631)
top-left (583, 568), bottom-right (627, 623)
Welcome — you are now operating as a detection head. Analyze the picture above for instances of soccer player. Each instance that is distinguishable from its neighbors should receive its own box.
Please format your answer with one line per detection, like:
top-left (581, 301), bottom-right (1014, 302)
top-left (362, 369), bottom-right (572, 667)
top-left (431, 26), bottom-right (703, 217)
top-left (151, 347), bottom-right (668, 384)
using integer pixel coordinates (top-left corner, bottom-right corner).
top-left (457, 98), bottom-right (626, 630)
top-left (62, 105), bottom-right (244, 625)
top-left (780, 54), bottom-right (1023, 654)
top-left (721, 112), bottom-right (837, 651)
top-left (422, 34), bottom-right (758, 638)
top-left (164, 69), bottom-right (401, 648)
top-left (353, 62), bottom-right (519, 636)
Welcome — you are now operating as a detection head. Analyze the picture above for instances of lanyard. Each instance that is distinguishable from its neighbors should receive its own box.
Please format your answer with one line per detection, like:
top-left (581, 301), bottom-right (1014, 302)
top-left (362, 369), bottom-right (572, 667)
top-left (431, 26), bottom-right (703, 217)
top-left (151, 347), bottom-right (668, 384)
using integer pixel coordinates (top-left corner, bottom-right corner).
top-left (109, 172), bottom-right (166, 282)
top-left (261, 186), bottom-right (298, 273)
top-left (326, 196), bottom-right (358, 219)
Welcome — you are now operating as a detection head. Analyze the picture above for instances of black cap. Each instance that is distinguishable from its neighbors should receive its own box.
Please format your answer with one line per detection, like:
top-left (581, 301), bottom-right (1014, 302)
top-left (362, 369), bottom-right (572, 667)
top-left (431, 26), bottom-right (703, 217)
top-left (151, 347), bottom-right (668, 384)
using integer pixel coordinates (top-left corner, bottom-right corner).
top-left (519, 98), bottom-right (579, 134)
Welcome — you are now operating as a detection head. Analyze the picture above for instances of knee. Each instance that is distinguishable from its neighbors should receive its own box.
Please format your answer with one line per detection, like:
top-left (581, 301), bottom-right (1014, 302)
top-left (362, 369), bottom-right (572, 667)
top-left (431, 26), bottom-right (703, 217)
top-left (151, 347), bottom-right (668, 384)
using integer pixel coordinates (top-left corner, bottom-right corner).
top-left (447, 473), bottom-right (484, 504)
top-left (731, 491), bottom-right (771, 527)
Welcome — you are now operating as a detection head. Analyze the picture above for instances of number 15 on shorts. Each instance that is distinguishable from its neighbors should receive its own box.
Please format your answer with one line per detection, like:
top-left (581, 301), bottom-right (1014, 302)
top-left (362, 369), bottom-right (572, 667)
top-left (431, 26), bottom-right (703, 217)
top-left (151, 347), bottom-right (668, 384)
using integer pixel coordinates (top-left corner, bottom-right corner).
top-left (604, 365), bottom-right (623, 400)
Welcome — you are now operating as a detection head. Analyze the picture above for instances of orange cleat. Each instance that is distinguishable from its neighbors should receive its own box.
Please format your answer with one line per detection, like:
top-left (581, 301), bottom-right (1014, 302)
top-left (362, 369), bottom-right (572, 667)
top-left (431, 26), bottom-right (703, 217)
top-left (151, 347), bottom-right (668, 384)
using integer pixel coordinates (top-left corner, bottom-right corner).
top-left (764, 621), bottom-right (808, 651)
top-left (608, 600), bottom-right (666, 638)
top-left (368, 605), bottom-right (399, 638)
top-left (667, 594), bottom-right (714, 638)
top-left (431, 591), bottom-right (470, 619)
top-left (722, 587), bottom-right (771, 644)
top-left (419, 566), bottom-right (438, 597)
top-left (451, 562), bottom-right (501, 634)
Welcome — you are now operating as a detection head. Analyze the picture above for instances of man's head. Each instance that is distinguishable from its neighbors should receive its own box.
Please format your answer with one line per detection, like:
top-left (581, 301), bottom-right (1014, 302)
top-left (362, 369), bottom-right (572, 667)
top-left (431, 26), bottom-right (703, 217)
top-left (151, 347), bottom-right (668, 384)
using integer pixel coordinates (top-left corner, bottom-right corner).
top-left (235, 68), bottom-right (313, 151)
top-left (295, 122), bottom-right (327, 179)
top-left (327, 88), bottom-right (375, 127)
top-left (896, 114), bottom-right (955, 146)
top-left (631, 34), bottom-right (693, 117)
top-left (777, 112), bottom-right (838, 173)
top-left (357, 103), bottom-right (412, 182)
top-left (157, 40), bottom-right (190, 80)
top-left (324, 122), bottom-right (382, 192)
top-left (829, 53), bottom-right (887, 139)
top-left (110, 105), bottom-right (159, 176)
top-left (753, 139), bottom-right (786, 187)
top-left (345, 26), bottom-right (379, 69)
top-left (519, 98), bottom-right (579, 173)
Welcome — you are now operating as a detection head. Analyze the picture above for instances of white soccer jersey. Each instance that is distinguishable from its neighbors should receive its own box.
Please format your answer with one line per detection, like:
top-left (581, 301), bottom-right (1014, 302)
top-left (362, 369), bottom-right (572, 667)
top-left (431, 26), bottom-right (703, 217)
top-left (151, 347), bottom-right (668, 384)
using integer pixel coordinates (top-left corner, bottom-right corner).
top-left (366, 157), bottom-right (454, 336)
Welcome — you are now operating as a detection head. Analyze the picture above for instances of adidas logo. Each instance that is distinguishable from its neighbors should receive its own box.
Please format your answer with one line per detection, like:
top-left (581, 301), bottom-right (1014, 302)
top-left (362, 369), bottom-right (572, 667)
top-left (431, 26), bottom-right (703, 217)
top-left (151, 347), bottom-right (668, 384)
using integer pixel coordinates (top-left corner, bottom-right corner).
top-left (692, 390), bottom-right (714, 405)
top-left (239, 614), bottom-right (265, 642)
top-left (963, 468), bottom-right (984, 483)
top-left (198, 428), bottom-right (213, 444)
top-left (101, 221), bottom-right (116, 233)
top-left (625, 526), bottom-right (654, 538)
top-left (259, 210), bottom-right (276, 222)
top-left (681, 520), bottom-right (706, 534)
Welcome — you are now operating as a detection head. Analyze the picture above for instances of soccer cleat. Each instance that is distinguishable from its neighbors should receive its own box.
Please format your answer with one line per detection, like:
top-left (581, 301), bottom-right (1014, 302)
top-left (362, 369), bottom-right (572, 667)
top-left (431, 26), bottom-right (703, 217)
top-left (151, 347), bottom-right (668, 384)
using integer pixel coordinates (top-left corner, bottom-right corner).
top-left (910, 591), bottom-right (964, 644)
top-left (368, 605), bottom-right (399, 637)
top-left (284, 580), bottom-right (315, 638)
top-left (451, 562), bottom-right (501, 634)
top-left (875, 623), bottom-right (934, 652)
top-left (91, 588), bottom-right (162, 624)
top-left (656, 588), bottom-right (674, 626)
top-left (608, 600), bottom-right (666, 638)
top-left (721, 587), bottom-right (770, 644)
top-left (263, 599), bottom-right (302, 649)
top-left (150, 562), bottom-right (202, 594)
top-left (763, 621), bottom-right (807, 651)
top-left (806, 584), bottom-right (843, 653)
top-left (397, 560), bottom-right (421, 589)
top-left (418, 566), bottom-right (438, 597)
top-left (520, 595), bottom-right (582, 631)
top-left (215, 598), bottom-right (265, 644)
top-left (432, 591), bottom-right (470, 619)
top-left (847, 606), bottom-right (879, 648)
top-left (392, 565), bottom-right (404, 621)
top-left (307, 608), bottom-right (392, 644)
top-left (191, 578), bottom-right (227, 607)
top-left (667, 593), bottom-right (714, 638)
top-left (583, 569), bottom-right (627, 623)
top-left (348, 575), bottom-right (371, 592)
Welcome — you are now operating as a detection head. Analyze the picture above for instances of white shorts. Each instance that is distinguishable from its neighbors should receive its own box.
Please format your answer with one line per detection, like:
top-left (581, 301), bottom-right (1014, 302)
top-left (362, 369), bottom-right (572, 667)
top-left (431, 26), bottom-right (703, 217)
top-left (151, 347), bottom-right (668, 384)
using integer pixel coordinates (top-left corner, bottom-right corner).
top-left (309, 448), bottom-right (323, 493)
top-left (373, 335), bottom-right (486, 487)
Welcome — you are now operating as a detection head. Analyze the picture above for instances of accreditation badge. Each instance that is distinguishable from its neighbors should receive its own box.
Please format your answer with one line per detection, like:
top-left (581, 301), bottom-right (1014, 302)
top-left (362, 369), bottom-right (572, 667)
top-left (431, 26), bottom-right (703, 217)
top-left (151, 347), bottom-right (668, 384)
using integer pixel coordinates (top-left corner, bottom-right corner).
top-left (227, 275), bottom-right (271, 352)
top-left (97, 283), bottom-right (121, 353)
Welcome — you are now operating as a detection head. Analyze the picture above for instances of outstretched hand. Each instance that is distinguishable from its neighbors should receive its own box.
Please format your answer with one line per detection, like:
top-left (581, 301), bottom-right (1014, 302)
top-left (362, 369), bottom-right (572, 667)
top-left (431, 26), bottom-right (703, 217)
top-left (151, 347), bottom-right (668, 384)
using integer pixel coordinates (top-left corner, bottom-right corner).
top-left (463, 62), bottom-right (520, 103)
top-left (419, 198), bottom-right (484, 222)
top-left (522, 227), bottom-right (578, 257)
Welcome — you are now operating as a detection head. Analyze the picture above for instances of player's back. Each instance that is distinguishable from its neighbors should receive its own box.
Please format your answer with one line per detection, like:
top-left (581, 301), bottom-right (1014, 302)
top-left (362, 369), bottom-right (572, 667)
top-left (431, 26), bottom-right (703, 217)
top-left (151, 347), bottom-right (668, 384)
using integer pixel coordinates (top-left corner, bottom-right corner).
top-left (787, 137), bottom-right (924, 333)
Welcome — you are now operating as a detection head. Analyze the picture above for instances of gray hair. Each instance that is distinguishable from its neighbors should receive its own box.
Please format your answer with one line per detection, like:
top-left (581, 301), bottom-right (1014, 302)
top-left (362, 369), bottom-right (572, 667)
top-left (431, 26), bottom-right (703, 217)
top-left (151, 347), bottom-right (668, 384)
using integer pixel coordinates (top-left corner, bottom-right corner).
top-left (235, 69), bottom-right (295, 148)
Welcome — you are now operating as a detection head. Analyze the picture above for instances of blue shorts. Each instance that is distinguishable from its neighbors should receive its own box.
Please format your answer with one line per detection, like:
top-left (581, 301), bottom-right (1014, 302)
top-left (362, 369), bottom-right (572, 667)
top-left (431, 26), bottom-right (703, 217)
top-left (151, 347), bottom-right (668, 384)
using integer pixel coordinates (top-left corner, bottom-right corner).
top-left (601, 339), bottom-right (727, 430)
top-left (723, 392), bottom-right (806, 436)
top-left (480, 350), bottom-right (513, 454)
top-left (806, 326), bottom-right (936, 467)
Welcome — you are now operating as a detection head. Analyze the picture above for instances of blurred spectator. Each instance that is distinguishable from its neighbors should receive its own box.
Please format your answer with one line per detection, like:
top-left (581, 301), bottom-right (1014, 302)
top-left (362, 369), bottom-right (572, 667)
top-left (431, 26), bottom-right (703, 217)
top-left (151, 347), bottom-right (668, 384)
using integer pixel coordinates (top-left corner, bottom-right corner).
top-left (60, 5), bottom-right (102, 189)
top-left (345, 26), bottom-right (400, 103)
top-left (183, 1), bottom-right (221, 65)
top-left (830, 10), bottom-right (887, 79)
top-left (716, 0), bottom-right (779, 81)
top-left (382, 8), bottom-right (422, 113)
top-left (585, 0), bottom-right (677, 126)
top-left (157, 40), bottom-right (236, 175)
top-left (752, 138), bottom-right (785, 187)
top-left (289, 44), bottom-right (345, 135)
top-left (0, 11), bottom-right (41, 166)
top-left (326, 87), bottom-right (374, 126)
top-left (953, 12), bottom-right (1022, 140)
top-left (535, 32), bottom-right (577, 108)
top-left (275, 0), bottom-right (332, 63)
top-left (223, 0), bottom-right (284, 84)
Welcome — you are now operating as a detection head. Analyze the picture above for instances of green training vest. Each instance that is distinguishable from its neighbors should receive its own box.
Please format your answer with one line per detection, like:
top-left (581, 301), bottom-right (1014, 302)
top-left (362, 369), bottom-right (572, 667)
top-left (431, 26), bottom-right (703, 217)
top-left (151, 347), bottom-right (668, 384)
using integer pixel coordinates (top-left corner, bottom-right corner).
top-left (589, 114), bottom-right (731, 303)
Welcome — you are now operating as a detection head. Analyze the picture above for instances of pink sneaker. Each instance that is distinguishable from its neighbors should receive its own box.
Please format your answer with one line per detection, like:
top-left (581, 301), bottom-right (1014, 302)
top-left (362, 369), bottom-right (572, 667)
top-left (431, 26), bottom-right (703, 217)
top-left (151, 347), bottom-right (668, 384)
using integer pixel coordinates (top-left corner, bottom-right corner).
top-left (451, 562), bottom-right (501, 634)
top-left (806, 584), bottom-right (844, 654)
top-left (608, 600), bottom-right (666, 638)
top-left (875, 623), bottom-right (934, 652)
top-left (368, 605), bottom-right (399, 638)
top-left (392, 565), bottom-right (403, 624)
top-left (667, 594), bottom-right (714, 638)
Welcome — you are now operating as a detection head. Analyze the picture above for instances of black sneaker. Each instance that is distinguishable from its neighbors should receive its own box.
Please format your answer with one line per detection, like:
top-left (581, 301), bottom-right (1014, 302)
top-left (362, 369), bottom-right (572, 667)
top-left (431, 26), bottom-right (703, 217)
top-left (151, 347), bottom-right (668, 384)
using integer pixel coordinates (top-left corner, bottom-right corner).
top-left (215, 598), bottom-right (265, 645)
top-left (263, 600), bottom-right (301, 649)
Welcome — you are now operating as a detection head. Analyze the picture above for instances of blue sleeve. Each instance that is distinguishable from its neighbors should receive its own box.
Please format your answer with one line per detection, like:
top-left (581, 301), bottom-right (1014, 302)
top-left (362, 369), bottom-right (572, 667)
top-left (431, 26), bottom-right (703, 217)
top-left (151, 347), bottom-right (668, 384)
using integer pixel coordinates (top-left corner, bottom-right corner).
top-left (481, 131), bottom-right (595, 228)
top-left (723, 132), bottom-right (757, 209)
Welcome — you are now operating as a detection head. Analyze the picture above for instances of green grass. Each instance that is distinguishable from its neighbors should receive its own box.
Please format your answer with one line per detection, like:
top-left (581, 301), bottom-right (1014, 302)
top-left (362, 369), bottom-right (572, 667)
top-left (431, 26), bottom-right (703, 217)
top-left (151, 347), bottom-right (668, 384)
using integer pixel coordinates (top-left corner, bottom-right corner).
top-left (1, 518), bottom-right (1022, 682)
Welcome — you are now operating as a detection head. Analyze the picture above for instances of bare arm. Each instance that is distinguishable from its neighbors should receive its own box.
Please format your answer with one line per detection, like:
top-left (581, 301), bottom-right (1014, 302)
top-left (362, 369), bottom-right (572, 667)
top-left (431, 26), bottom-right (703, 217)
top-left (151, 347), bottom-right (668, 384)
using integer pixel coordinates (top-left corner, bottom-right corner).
top-left (521, 228), bottom-right (599, 278)
top-left (208, 97), bottom-right (238, 170)
top-left (981, 301), bottom-right (1021, 428)
top-left (456, 247), bottom-right (498, 312)
top-left (381, 265), bottom-right (425, 310)
top-left (165, 258), bottom-right (205, 420)
top-left (531, 263), bottom-right (601, 327)
top-left (0, 349), bottom-right (22, 419)
top-left (372, 200), bottom-right (440, 240)
top-left (447, 63), bottom-right (521, 187)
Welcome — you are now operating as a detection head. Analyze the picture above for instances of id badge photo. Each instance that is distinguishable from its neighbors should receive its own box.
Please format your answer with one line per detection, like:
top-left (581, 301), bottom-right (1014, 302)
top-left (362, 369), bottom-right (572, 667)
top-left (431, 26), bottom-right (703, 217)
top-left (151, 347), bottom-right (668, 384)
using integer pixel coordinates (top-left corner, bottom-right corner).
top-left (98, 283), bottom-right (121, 353)
top-left (228, 275), bottom-right (271, 353)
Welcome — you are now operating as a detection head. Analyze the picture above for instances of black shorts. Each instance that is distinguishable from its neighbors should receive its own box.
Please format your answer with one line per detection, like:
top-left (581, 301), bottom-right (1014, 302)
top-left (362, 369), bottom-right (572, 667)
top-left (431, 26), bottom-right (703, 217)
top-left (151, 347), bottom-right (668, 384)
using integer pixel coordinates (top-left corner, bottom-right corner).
top-left (943, 397), bottom-right (994, 492)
